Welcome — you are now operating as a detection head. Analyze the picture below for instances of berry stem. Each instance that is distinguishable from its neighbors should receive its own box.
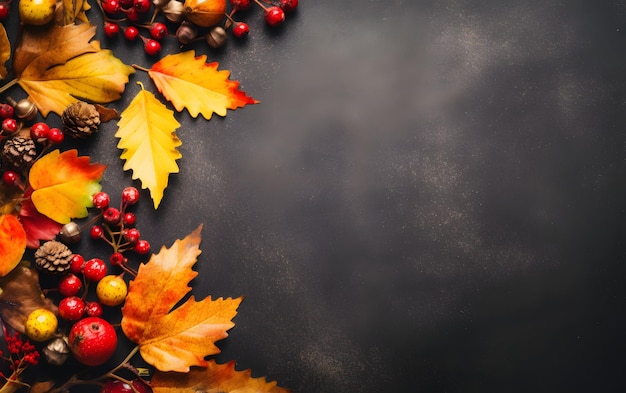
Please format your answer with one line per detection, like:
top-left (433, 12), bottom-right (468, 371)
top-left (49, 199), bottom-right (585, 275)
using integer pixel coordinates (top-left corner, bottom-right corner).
top-left (253, 0), bottom-right (269, 11)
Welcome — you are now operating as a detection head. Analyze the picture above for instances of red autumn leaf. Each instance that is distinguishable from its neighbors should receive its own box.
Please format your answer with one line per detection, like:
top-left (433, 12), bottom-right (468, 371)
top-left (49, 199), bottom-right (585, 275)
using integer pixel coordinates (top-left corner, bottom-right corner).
top-left (18, 188), bottom-right (62, 249)
top-left (151, 360), bottom-right (291, 393)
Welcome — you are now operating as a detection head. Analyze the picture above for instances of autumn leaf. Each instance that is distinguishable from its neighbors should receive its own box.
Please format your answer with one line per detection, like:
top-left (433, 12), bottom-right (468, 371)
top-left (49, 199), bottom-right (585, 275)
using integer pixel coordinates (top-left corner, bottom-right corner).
top-left (121, 225), bottom-right (242, 372)
top-left (62, 0), bottom-right (91, 24)
top-left (147, 50), bottom-right (258, 120)
top-left (0, 24), bottom-right (9, 80)
top-left (19, 188), bottom-right (63, 249)
top-left (29, 149), bottom-right (106, 224)
top-left (116, 82), bottom-right (182, 209)
top-left (0, 215), bottom-right (26, 277)
top-left (12, 23), bottom-right (134, 117)
top-left (0, 266), bottom-right (58, 333)
top-left (151, 360), bottom-right (291, 393)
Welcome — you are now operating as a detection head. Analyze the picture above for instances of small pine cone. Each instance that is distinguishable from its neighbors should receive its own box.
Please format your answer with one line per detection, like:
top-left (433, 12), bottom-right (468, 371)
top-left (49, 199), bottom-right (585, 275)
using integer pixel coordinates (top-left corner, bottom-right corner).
top-left (2, 136), bottom-right (37, 169)
top-left (34, 240), bottom-right (74, 273)
top-left (61, 101), bottom-right (101, 138)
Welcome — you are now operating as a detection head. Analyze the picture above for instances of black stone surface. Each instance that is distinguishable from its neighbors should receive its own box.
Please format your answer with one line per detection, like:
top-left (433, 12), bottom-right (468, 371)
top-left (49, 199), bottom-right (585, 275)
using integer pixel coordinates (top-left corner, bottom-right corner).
top-left (5, 0), bottom-right (626, 392)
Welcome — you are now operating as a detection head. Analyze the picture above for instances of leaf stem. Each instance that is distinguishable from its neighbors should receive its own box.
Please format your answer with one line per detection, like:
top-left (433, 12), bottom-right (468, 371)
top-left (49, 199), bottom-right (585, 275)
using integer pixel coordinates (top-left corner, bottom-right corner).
top-left (0, 79), bottom-right (19, 96)
top-left (132, 64), bottom-right (151, 73)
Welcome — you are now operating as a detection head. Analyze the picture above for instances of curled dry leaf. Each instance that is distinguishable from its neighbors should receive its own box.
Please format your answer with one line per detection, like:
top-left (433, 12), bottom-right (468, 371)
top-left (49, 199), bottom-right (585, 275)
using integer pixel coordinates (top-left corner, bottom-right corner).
top-left (151, 360), bottom-right (291, 393)
top-left (121, 225), bottom-right (242, 372)
top-left (12, 23), bottom-right (134, 117)
top-left (0, 266), bottom-right (58, 333)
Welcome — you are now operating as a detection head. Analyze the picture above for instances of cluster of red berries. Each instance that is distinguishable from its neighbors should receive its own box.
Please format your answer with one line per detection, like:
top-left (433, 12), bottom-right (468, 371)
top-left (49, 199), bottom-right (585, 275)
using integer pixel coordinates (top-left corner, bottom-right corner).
top-left (0, 331), bottom-right (40, 376)
top-left (0, 0), bottom-right (11, 21)
top-left (89, 187), bottom-right (151, 263)
top-left (97, 0), bottom-right (299, 55)
top-left (56, 255), bottom-right (108, 321)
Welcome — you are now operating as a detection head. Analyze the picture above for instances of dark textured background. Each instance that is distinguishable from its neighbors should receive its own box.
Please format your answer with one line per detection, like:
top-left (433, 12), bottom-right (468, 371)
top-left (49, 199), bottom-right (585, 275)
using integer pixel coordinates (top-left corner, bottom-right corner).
top-left (6, 0), bottom-right (626, 391)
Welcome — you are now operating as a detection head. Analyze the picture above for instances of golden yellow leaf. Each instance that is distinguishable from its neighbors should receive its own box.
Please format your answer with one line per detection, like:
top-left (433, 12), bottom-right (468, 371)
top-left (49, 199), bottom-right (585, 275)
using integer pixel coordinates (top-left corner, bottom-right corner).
top-left (63, 0), bottom-right (92, 24)
top-left (13, 23), bottom-right (134, 117)
top-left (148, 50), bottom-right (258, 120)
top-left (0, 24), bottom-right (9, 80)
top-left (151, 361), bottom-right (291, 393)
top-left (116, 83), bottom-right (182, 209)
top-left (121, 226), bottom-right (242, 372)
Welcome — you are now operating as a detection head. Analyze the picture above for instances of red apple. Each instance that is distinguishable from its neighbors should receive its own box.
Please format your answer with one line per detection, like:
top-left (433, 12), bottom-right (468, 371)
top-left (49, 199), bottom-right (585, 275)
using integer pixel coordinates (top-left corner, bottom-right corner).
top-left (68, 317), bottom-right (118, 366)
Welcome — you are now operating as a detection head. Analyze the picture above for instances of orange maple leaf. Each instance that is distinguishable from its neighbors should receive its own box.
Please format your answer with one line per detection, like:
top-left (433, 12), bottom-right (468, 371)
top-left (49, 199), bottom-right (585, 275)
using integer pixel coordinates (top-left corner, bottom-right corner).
top-left (147, 50), bottom-right (258, 120)
top-left (150, 360), bottom-right (290, 393)
top-left (121, 225), bottom-right (242, 372)
top-left (0, 214), bottom-right (26, 277)
top-left (29, 149), bottom-right (106, 224)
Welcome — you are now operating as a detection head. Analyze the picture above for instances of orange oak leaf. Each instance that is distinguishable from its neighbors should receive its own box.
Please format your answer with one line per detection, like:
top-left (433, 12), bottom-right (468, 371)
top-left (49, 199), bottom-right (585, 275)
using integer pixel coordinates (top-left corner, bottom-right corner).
top-left (147, 50), bottom-right (258, 120)
top-left (29, 149), bottom-right (106, 224)
top-left (0, 214), bottom-right (27, 277)
top-left (151, 360), bottom-right (290, 393)
top-left (12, 23), bottom-right (134, 117)
top-left (121, 225), bottom-right (242, 372)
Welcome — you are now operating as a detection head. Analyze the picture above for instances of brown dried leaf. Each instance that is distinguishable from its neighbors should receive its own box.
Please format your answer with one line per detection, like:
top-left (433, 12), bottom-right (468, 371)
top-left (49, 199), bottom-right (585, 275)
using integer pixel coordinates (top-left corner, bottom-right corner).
top-left (0, 266), bottom-right (58, 333)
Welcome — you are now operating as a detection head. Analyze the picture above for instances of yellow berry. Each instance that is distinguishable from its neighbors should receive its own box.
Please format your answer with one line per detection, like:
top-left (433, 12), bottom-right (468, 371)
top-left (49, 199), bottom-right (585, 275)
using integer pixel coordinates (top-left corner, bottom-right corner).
top-left (25, 308), bottom-right (58, 342)
top-left (19, 0), bottom-right (57, 26)
top-left (96, 275), bottom-right (128, 306)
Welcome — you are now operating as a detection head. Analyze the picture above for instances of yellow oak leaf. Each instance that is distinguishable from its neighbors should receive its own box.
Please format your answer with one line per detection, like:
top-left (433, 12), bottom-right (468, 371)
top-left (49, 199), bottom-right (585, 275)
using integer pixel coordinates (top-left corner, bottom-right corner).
top-left (29, 149), bottom-right (106, 224)
top-left (121, 225), bottom-right (242, 372)
top-left (151, 361), bottom-right (291, 393)
top-left (0, 215), bottom-right (26, 277)
top-left (12, 23), bottom-right (134, 117)
top-left (148, 50), bottom-right (258, 120)
top-left (116, 82), bottom-right (182, 209)
top-left (0, 24), bottom-right (9, 80)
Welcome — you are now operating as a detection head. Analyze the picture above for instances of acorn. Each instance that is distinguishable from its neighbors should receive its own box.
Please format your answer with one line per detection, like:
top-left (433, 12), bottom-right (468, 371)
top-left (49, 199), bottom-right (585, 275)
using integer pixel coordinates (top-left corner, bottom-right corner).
top-left (183, 0), bottom-right (225, 27)
top-left (58, 221), bottom-right (82, 244)
top-left (176, 21), bottom-right (198, 45)
top-left (206, 26), bottom-right (227, 48)
top-left (163, 0), bottom-right (185, 23)
top-left (7, 97), bottom-right (38, 121)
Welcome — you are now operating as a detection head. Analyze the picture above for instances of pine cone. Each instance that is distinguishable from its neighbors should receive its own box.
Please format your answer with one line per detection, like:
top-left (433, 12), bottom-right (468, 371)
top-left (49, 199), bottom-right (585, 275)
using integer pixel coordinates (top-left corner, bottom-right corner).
top-left (35, 241), bottom-right (73, 273)
top-left (61, 101), bottom-right (101, 138)
top-left (2, 136), bottom-right (37, 170)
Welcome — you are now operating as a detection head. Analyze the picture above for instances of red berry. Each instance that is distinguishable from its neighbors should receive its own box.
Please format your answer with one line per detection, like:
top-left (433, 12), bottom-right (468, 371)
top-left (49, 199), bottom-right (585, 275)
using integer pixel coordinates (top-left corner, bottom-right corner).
top-left (279, 0), bottom-right (298, 12)
top-left (30, 122), bottom-right (50, 140)
top-left (121, 186), bottom-right (140, 205)
top-left (101, 379), bottom-right (152, 393)
top-left (144, 39), bottom-right (161, 56)
top-left (109, 252), bottom-right (125, 266)
top-left (264, 6), bottom-right (285, 26)
top-left (103, 207), bottom-right (121, 225)
top-left (124, 25), bottom-right (140, 40)
top-left (85, 301), bottom-right (104, 317)
top-left (125, 7), bottom-right (141, 21)
top-left (123, 212), bottom-right (136, 226)
top-left (149, 22), bottom-right (168, 39)
top-left (58, 296), bottom-right (85, 321)
top-left (92, 191), bottom-right (110, 209)
top-left (47, 127), bottom-right (64, 144)
top-left (2, 170), bottom-right (19, 186)
top-left (232, 22), bottom-right (249, 38)
top-left (123, 228), bottom-right (140, 244)
top-left (134, 239), bottom-right (150, 254)
top-left (230, 0), bottom-right (251, 11)
top-left (0, 3), bottom-right (9, 20)
top-left (102, 0), bottom-right (120, 13)
top-left (70, 254), bottom-right (85, 274)
top-left (68, 317), bottom-right (117, 366)
top-left (59, 273), bottom-right (83, 297)
top-left (2, 118), bottom-right (17, 134)
top-left (104, 22), bottom-right (120, 38)
top-left (133, 0), bottom-right (150, 12)
top-left (90, 225), bottom-right (104, 239)
top-left (0, 104), bottom-right (14, 119)
top-left (83, 258), bottom-right (107, 281)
